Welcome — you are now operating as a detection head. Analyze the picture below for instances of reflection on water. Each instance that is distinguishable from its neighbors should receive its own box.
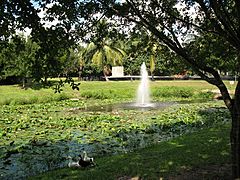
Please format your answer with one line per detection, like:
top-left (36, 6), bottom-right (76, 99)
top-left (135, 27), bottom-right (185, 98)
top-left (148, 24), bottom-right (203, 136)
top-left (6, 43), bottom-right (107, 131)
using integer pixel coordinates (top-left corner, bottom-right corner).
top-left (72, 99), bottom-right (213, 112)
top-left (78, 102), bottom-right (177, 112)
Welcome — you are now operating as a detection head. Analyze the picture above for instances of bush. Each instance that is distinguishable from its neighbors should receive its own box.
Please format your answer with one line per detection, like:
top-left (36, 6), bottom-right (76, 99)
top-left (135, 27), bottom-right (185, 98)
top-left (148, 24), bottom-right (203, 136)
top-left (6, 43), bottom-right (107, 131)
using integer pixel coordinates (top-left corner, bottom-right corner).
top-left (0, 93), bottom-right (70, 105)
top-left (80, 89), bottom-right (133, 100)
top-left (152, 87), bottom-right (214, 100)
top-left (152, 87), bottom-right (194, 98)
top-left (194, 91), bottom-right (214, 99)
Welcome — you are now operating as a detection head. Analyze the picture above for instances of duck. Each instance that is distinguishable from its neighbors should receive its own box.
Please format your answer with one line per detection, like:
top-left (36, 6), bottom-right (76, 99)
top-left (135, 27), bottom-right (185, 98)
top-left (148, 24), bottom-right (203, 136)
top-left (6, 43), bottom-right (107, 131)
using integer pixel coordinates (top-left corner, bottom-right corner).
top-left (67, 151), bottom-right (95, 168)
top-left (78, 151), bottom-right (95, 167)
top-left (67, 156), bottom-right (81, 168)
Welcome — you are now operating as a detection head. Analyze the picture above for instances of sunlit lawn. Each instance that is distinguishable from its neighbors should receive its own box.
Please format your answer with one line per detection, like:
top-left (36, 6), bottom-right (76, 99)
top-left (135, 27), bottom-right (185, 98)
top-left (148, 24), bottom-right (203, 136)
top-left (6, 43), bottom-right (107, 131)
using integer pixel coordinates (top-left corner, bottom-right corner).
top-left (0, 80), bottom-right (235, 105)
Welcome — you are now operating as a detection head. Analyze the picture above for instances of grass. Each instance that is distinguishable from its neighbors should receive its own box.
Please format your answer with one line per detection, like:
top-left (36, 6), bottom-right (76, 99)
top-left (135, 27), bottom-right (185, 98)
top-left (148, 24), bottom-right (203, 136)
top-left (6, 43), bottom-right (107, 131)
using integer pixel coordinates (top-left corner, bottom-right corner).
top-left (0, 80), bottom-right (236, 105)
top-left (0, 84), bottom-right (72, 105)
top-left (30, 124), bottom-right (231, 180)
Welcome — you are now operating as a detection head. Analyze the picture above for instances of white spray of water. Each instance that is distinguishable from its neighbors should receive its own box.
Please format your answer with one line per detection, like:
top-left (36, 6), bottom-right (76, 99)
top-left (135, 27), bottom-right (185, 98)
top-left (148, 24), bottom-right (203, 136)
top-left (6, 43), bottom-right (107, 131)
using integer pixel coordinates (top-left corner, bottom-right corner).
top-left (136, 62), bottom-right (151, 106)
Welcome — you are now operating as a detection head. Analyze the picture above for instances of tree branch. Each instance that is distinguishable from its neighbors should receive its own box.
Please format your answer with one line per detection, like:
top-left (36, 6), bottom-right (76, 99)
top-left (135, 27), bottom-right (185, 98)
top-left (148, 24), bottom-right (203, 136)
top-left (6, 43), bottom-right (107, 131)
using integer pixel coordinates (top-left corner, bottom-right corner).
top-left (209, 0), bottom-right (240, 49)
top-left (234, 0), bottom-right (240, 37)
top-left (196, 0), bottom-right (238, 48)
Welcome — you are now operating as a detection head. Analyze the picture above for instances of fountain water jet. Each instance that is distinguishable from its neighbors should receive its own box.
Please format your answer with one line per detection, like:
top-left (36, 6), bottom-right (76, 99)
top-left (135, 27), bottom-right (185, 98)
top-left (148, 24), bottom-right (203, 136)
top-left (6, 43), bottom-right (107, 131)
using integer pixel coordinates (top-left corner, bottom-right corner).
top-left (136, 62), bottom-right (152, 107)
top-left (76, 62), bottom-right (176, 112)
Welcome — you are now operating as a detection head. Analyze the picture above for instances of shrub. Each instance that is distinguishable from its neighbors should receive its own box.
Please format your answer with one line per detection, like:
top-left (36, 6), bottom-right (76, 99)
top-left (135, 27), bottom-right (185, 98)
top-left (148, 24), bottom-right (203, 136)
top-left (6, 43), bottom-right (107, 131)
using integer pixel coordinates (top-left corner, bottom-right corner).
top-left (152, 87), bottom-right (194, 98)
top-left (194, 91), bottom-right (214, 99)
top-left (80, 89), bottom-right (133, 100)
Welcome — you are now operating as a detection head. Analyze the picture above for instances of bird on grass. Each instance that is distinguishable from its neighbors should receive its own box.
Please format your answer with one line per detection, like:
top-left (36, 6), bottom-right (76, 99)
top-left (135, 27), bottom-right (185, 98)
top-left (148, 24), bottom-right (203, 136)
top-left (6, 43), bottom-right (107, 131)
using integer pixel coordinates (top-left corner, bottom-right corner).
top-left (67, 156), bottom-right (81, 168)
top-left (68, 151), bottom-right (95, 168)
top-left (78, 151), bottom-right (95, 167)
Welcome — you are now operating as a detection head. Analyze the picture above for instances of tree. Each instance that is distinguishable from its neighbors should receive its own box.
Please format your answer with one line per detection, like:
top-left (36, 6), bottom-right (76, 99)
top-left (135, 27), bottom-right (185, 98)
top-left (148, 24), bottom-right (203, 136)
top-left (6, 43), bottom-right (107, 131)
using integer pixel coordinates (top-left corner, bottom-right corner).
top-left (123, 30), bottom-right (188, 77)
top-left (76, 46), bottom-right (86, 80)
top-left (187, 33), bottom-right (237, 76)
top-left (82, 19), bottom-right (126, 80)
top-left (58, 48), bottom-right (80, 77)
top-left (154, 44), bottom-right (190, 76)
top-left (145, 40), bottom-right (159, 79)
top-left (83, 40), bottom-right (125, 80)
top-left (0, 35), bottom-right (39, 87)
top-left (1, 0), bottom-right (79, 83)
top-left (81, 0), bottom-right (240, 178)
top-left (149, 51), bottom-right (156, 79)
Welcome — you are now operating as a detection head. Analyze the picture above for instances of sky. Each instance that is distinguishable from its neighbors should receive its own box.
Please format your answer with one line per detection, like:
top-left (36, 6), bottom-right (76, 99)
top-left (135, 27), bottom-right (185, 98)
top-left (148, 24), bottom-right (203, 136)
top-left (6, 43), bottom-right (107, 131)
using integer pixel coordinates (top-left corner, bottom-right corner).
top-left (20, 0), bottom-right (126, 37)
top-left (19, 0), bottom-right (196, 44)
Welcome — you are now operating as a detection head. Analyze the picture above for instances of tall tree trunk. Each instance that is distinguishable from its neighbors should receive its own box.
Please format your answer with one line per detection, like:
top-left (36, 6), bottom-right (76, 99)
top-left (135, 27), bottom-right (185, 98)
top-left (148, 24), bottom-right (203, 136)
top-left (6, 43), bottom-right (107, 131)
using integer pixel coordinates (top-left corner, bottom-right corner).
top-left (103, 66), bottom-right (109, 81)
top-left (22, 77), bottom-right (26, 89)
top-left (78, 66), bottom-right (83, 81)
top-left (104, 73), bottom-right (109, 81)
top-left (231, 80), bottom-right (240, 179)
top-left (151, 72), bottom-right (154, 81)
top-left (231, 108), bottom-right (240, 179)
top-left (44, 77), bottom-right (48, 84)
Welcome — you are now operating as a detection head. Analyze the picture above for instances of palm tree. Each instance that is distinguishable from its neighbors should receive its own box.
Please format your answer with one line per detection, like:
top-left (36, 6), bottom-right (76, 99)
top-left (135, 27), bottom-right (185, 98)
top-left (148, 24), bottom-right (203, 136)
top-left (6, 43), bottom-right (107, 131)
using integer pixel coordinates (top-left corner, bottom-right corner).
top-left (83, 39), bottom-right (126, 81)
top-left (149, 43), bottom-right (158, 80)
top-left (76, 46), bottom-right (86, 80)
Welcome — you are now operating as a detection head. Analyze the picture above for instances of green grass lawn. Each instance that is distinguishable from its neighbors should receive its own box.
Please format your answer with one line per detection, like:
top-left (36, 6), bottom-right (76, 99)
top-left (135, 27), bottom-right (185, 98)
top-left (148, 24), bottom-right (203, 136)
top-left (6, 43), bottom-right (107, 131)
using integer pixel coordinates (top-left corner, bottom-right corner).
top-left (0, 80), bottom-right (235, 105)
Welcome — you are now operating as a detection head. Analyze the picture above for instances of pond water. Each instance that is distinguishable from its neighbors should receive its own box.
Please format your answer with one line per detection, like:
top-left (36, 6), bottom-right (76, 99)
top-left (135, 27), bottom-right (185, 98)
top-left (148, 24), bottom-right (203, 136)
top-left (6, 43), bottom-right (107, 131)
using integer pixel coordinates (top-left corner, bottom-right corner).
top-left (69, 99), bottom-right (213, 113)
top-left (74, 102), bottom-right (178, 112)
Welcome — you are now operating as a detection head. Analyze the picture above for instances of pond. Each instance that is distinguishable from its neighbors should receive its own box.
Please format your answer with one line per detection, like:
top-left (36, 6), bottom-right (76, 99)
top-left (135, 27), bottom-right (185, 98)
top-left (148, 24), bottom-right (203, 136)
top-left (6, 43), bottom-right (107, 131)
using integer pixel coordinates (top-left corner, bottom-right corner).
top-left (71, 102), bottom-right (177, 112)
top-left (68, 99), bottom-right (214, 113)
top-left (0, 99), bottom-right (226, 179)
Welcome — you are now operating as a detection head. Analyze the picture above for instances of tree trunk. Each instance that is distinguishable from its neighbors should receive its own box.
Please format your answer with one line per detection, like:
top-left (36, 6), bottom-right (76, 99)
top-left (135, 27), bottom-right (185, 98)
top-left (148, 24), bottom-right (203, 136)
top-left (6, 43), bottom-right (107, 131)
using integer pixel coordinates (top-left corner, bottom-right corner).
top-left (78, 66), bottom-right (83, 81)
top-left (231, 108), bottom-right (240, 179)
top-left (151, 72), bottom-right (155, 81)
top-left (231, 80), bottom-right (240, 179)
top-left (44, 77), bottom-right (48, 84)
top-left (22, 77), bottom-right (26, 89)
top-left (104, 74), bottom-right (109, 81)
top-left (103, 66), bottom-right (109, 81)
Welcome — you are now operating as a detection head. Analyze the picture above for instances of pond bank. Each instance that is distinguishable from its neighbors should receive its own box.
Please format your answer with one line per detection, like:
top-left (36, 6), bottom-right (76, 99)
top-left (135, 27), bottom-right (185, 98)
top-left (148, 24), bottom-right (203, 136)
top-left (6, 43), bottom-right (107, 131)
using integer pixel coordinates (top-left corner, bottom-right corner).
top-left (30, 124), bottom-right (231, 179)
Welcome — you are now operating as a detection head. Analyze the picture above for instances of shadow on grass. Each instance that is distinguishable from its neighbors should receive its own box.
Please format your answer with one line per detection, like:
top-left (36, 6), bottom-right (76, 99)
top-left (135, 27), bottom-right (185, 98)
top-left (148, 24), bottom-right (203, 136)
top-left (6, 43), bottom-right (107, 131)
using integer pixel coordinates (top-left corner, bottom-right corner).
top-left (29, 124), bottom-right (231, 180)
top-left (25, 81), bottom-right (59, 90)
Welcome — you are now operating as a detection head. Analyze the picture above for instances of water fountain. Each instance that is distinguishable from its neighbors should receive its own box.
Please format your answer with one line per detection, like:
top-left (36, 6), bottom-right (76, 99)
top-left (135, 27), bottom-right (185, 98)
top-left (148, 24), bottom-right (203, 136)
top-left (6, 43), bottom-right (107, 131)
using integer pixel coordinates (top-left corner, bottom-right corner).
top-left (136, 62), bottom-right (151, 107)
top-left (132, 62), bottom-right (175, 110)
top-left (77, 62), bottom-right (175, 112)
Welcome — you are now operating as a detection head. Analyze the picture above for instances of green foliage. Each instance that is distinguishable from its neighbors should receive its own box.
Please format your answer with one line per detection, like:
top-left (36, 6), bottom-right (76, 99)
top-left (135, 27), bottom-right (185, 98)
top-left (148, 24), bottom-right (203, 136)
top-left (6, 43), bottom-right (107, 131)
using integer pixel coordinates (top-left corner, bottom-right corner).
top-left (0, 101), bottom-right (230, 157)
top-left (152, 86), bottom-right (214, 100)
top-left (80, 20), bottom-right (126, 79)
top-left (0, 36), bottom-right (80, 86)
top-left (0, 36), bottom-right (39, 85)
top-left (1, 0), bottom-right (239, 177)
top-left (53, 77), bottom-right (80, 93)
top-left (153, 87), bottom-right (194, 98)
top-left (187, 33), bottom-right (237, 75)
top-left (83, 42), bottom-right (125, 75)
top-left (121, 31), bottom-right (190, 76)
top-left (80, 89), bottom-right (132, 99)
top-left (123, 54), bottom-right (147, 75)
